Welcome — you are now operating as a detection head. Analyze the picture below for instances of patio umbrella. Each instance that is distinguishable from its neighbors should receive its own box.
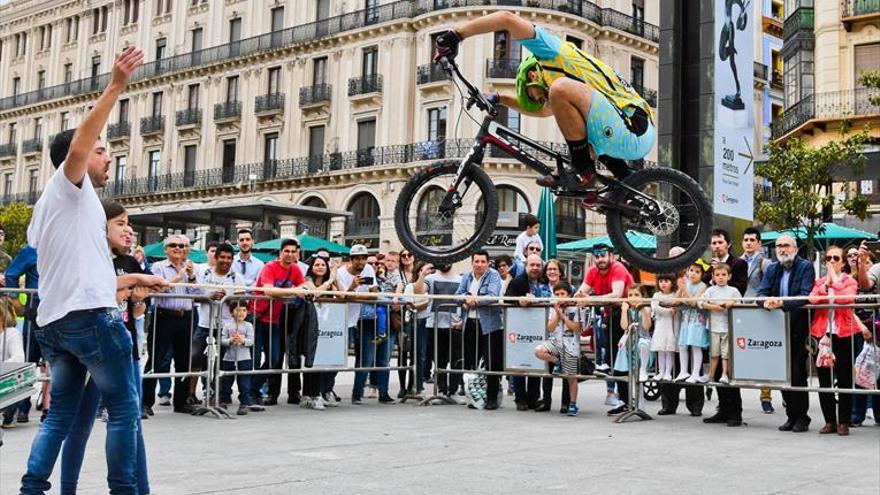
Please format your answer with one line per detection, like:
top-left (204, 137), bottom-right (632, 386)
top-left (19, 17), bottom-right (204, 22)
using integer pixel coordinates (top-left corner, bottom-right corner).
top-left (760, 223), bottom-right (876, 249)
top-left (253, 234), bottom-right (350, 255)
top-left (557, 231), bottom-right (656, 254)
top-left (537, 188), bottom-right (557, 261)
top-left (143, 241), bottom-right (207, 263)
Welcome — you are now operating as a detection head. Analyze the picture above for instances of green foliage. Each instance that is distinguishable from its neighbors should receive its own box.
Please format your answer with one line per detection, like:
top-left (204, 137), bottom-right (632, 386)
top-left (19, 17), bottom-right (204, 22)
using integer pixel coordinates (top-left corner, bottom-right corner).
top-left (0, 202), bottom-right (34, 257)
top-left (756, 129), bottom-right (869, 255)
top-left (860, 70), bottom-right (880, 107)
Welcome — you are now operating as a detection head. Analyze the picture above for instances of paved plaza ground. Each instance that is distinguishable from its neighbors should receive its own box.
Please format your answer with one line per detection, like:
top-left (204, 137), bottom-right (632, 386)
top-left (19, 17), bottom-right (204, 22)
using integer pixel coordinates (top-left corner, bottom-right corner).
top-left (1, 377), bottom-right (878, 494)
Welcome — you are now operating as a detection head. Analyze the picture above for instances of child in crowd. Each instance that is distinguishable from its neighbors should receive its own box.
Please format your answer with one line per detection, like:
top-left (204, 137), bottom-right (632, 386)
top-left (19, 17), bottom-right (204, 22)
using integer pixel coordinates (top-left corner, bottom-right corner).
top-left (699, 263), bottom-right (741, 384)
top-left (651, 274), bottom-right (678, 381)
top-left (617, 284), bottom-right (653, 382)
top-left (220, 299), bottom-right (265, 416)
top-left (1, 297), bottom-right (25, 428)
top-left (675, 263), bottom-right (709, 384)
top-left (536, 282), bottom-right (583, 416)
top-left (514, 213), bottom-right (542, 265)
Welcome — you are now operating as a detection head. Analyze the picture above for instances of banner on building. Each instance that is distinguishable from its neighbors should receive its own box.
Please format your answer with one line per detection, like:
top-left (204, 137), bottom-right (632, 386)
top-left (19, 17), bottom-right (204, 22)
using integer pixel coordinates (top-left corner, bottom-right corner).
top-left (504, 307), bottom-right (548, 373)
top-left (714, 0), bottom-right (756, 220)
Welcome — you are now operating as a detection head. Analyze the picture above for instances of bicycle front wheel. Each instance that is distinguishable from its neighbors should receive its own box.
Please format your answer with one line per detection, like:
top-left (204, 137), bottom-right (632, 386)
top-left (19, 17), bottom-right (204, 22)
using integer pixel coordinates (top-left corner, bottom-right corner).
top-left (394, 161), bottom-right (498, 265)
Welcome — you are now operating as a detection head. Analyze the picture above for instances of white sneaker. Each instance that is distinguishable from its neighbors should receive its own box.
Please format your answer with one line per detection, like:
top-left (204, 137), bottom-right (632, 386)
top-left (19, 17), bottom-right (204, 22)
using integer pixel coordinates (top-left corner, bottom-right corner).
top-left (674, 372), bottom-right (690, 382)
top-left (719, 374), bottom-right (729, 384)
top-left (639, 371), bottom-right (649, 382)
top-left (661, 374), bottom-right (673, 382)
top-left (322, 393), bottom-right (339, 407)
top-left (696, 374), bottom-right (710, 383)
top-left (366, 385), bottom-right (378, 399)
top-left (300, 398), bottom-right (313, 409)
top-left (604, 394), bottom-right (620, 407)
top-left (309, 396), bottom-right (326, 411)
top-left (685, 375), bottom-right (698, 384)
top-left (595, 363), bottom-right (611, 372)
top-left (157, 395), bottom-right (171, 406)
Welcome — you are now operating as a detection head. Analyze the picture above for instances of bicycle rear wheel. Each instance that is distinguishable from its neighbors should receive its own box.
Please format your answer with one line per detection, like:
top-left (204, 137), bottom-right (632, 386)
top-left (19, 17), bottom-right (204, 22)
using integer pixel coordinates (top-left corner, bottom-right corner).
top-left (605, 167), bottom-right (712, 274)
top-left (394, 161), bottom-right (498, 265)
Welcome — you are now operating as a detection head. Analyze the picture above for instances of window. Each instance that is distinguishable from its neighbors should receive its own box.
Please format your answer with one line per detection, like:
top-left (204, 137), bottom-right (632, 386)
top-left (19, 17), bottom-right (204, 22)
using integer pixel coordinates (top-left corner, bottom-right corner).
top-left (28, 169), bottom-right (39, 194)
top-left (313, 57), bottom-right (328, 85)
top-left (496, 185), bottom-right (529, 213)
top-left (855, 43), bottom-right (879, 113)
top-left (115, 155), bottom-right (127, 182)
top-left (226, 75), bottom-right (239, 102)
top-left (308, 126), bottom-right (325, 171)
top-left (151, 92), bottom-right (163, 117)
top-left (566, 35), bottom-right (584, 50)
top-left (357, 119), bottom-right (376, 166)
top-left (12, 77), bottom-right (21, 97)
top-left (631, 57), bottom-right (645, 90)
top-left (60, 111), bottom-right (70, 131)
top-left (183, 145), bottom-right (196, 185)
top-left (427, 107), bottom-right (447, 142)
top-left (317, 0), bottom-right (331, 20)
top-left (119, 99), bottom-right (130, 122)
top-left (191, 28), bottom-right (203, 52)
top-left (33, 117), bottom-right (42, 139)
top-left (301, 197), bottom-right (328, 237)
top-left (148, 150), bottom-right (161, 179)
top-left (155, 38), bottom-right (167, 61)
top-left (39, 25), bottom-right (52, 51)
top-left (348, 193), bottom-right (380, 223)
top-left (365, 0), bottom-right (379, 24)
top-left (63, 63), bottom-right (73, 84)
top-left (123, 0), bottom-right (140, 25)
top-left (267, 67), bottom-right (281, 94)
top-left (271, 7), bottom-right (284, 31)
top-left (3, 174), bottom-right (13, 197)
top-left (632, 0), bottom-right (645, 22)
top-left (229, 18), bottom-right (242, 43)
top-left (263, 133), bottom-right (279, 170)
top-left (92, 8), bottom-right (100, 35)
top-left (362, 46), bottom-right (378, 77)
top-left (37, 70), bottom-right (46, 91)
top-left (15, 33), bottom-right (27, 57)
top-left (187, 84), bottom-right (200, 110)
top-left (65, 18), bottom-right (74, 43)
top-left (493, 31), bottom-right (521, 61)
top-left (7, 123), bottom-right (16, 144)
top-left (156, 0), bottom-right (172, 16)
top-left (783, 49), bottom-right (813, 107)
top-left (221, 140), bottom-right (236, 183)
top-left (101, 6), bottom-right (109, 32)
top-left (497, 107), bottom-right (520, 132)
top-left (91, 56), bottom-right (101, 79)
top-left (555, 197), bottom-right (586, 237)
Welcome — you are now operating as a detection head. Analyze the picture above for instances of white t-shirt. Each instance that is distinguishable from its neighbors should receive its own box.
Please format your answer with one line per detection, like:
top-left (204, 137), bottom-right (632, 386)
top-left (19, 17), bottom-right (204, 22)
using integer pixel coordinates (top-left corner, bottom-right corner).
top-left (1, 327), bottom-right (24, 363)
top-left (548, 307), bottom-right (580, 357)
top-left (468, 272), bottom-right (484, 319)
top-left (337, 264), bottom-right (377, 328)
top-left (426, 271), bottom-right (462, 329)
top-left (700, 285), bottom-right (742, 334)
top-left (515, 231), bottom-right (543, 261)
top-left (403, 283), bottom-right (431, 320)
top-left (28, 168), bottom-right (117, 327)
top-left (196, 268), bottom-right (238, 328)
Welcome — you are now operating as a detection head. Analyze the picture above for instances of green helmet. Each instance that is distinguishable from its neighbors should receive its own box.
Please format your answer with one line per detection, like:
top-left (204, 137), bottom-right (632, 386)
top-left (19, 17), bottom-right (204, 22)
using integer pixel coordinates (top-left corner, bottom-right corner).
top-left (515, 55), bottom-right (547, 114)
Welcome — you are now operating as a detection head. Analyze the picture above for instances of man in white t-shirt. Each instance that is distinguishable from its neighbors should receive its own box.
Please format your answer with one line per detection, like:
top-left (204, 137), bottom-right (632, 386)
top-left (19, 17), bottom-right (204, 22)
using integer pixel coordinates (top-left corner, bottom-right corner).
top-left (21, 47), bottom-right (170, 495)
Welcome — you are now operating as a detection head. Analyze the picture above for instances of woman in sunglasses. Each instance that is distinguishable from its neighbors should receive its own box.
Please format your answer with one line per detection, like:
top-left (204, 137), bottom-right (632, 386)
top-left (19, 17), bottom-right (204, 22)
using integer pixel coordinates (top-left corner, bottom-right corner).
top-left (808, 245), bottom-right (867, 436)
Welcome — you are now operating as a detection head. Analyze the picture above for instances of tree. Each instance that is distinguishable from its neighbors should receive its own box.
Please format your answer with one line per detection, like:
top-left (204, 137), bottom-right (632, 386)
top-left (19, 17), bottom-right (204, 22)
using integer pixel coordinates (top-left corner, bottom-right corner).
top-left (861, 69), bottom-right (880, 107)
top-left (0, 202), bottom-right (34, 257)
top-left (755, 128), bottom-right (870, 256)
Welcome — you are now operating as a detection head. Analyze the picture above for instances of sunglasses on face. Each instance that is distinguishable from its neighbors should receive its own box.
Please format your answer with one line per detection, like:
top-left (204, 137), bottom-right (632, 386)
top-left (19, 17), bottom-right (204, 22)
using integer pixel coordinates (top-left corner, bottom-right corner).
top-left (847, 253), bottom-right (859, 258)
top-left (400, 253), bottom-right (412, 259)
top-left (527, 246), bottom-right (542, 252)
top-left (775, 244), bottom-right (793, 249)
top-left (592, 249), bottom-right (609, 257)
top-left (166, 243), bottom-right (187, 249)
top-left (825, 255), bottom-right (842, 262)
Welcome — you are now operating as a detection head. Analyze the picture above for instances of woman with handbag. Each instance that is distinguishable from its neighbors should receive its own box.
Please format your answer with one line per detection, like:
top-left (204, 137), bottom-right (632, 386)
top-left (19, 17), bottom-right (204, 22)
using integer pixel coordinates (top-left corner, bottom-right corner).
top-left (808, 245), bottom-right (869, 436)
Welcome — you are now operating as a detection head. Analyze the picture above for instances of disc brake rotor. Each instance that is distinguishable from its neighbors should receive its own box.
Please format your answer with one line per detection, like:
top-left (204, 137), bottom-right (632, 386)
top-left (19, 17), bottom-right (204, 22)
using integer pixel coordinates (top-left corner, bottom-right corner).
top-left (642, 198), bottom-right (680, 237)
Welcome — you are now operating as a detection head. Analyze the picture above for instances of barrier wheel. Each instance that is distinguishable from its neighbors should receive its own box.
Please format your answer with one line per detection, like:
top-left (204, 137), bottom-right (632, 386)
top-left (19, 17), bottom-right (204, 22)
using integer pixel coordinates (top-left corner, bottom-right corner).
top-left (642, 380), bottom-right (660, 401)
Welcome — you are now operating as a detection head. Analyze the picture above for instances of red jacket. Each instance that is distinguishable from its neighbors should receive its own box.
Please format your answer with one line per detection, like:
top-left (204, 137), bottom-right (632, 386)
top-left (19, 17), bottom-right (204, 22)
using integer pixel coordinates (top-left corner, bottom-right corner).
top-left (808, 273), bottom-right (859, 338)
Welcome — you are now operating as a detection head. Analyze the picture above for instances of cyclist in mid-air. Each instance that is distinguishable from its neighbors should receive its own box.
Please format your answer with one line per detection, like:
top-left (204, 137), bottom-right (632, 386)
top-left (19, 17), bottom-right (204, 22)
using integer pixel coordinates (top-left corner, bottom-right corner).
top-left (434, 10), bottom-right (656, 192)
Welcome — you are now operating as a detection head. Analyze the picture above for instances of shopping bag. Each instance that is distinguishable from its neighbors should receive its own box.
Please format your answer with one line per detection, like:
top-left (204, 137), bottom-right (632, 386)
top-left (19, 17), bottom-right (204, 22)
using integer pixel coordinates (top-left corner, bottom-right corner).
top-left (854, 343), bottom-right (879, 390)
top-left (815, 335), bottom-right (835, 369)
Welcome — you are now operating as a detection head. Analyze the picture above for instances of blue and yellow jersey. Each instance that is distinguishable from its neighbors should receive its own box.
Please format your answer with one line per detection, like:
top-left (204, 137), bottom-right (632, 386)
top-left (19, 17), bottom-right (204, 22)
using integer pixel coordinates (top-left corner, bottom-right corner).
top-left (521, 26), bottom-right (654, 125)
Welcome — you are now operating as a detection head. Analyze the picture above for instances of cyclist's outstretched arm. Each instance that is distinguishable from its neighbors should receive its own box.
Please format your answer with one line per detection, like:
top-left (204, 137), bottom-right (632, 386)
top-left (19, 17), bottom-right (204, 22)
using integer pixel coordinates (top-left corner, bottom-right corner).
top-left (455, 10), bottom-right (535, 40)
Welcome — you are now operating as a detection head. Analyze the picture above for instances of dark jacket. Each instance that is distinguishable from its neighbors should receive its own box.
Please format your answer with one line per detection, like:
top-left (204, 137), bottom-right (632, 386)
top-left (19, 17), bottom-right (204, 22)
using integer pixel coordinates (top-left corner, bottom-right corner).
top-left (703, 254), bottom-right (749, 296)
top-left (286, 299), bottom-right (320, 368)
top-left (756, 256), bottom-right (816, 334)
top-left (504, 272), bottom-right (550, 302)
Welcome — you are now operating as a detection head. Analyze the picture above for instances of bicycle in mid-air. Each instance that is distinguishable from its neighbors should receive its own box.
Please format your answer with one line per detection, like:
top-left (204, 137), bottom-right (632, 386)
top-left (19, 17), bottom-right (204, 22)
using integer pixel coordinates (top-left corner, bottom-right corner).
top-left (394, 58), bottom-right (712, 274)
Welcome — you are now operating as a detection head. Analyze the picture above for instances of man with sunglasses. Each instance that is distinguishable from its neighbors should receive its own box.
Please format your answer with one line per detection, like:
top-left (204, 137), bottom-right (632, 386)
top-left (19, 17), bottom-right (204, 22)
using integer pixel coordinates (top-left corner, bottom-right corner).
top-left (434, 11), bottom-right (654, 191)
top-left (756, 234), bottom-right (815, 432)
top-left (574, 243), bottom-right (634, 414)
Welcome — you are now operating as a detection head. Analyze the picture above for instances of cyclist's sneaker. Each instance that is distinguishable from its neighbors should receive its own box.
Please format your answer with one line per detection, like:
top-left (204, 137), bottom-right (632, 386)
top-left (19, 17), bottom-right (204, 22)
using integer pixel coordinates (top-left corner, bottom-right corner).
top-left (537, 170), bottom-right (598, 191)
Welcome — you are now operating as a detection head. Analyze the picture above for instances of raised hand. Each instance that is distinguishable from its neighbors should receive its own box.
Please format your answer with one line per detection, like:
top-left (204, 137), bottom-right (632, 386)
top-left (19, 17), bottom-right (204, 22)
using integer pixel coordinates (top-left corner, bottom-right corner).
top-left (110, 46), bottom-right (144, 89)
top-left (433, 29), bottom-right (462, 64)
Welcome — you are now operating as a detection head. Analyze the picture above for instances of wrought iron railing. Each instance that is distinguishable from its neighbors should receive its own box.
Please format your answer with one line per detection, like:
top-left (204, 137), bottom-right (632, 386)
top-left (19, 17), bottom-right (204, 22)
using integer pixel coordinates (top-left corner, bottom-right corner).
top-left (175, 108), bottom-right (202, 126)
top-left (107, 121), bottom-right (131, 139)
top-left (299, 85), bottom-right (332, 106)
top-left (0, 0), bottom-right (658, 114)
top-left (771, 87), bottom-right (880, 138)
top-left (140, 115), bottom-right (165, 135)
top-left (783, 7), bottom-right (813, 40)
top-left (345, 219), bottom-right (381, 236)
top-left (486, 59), bottom-right (520, 79)
top-left (0, 143), bottom-right (16, 158)
top-left (22, 138), bottom-right (42, 154)
top-left (255, 93), bottom-right (285, 113)
top-left (842, 0), bottom-right (880, 18)
top-left (754, 62), bottom-right (768, 81)
top-left (417, 64), bottom-right (451, 84)
top-left (348, 74), bottom-right (383, 96)
top-left (214, 100), bottom-right (242, 120)
top-left (632, 84), bottom-right (657, 108)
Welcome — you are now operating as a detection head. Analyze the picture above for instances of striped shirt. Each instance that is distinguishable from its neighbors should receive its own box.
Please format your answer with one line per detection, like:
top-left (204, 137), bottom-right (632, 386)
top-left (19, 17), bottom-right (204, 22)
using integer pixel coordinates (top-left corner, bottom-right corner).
top-left (151, 259), bottom-right (201, 311)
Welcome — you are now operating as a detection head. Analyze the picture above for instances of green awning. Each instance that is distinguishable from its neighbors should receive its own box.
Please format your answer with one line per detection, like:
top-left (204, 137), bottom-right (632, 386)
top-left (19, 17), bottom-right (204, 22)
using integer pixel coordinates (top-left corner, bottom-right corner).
top-left (253, 234), bottom-right (350, 255)
top-left (760, 223), bottom-right (876, 248)
top-left (557, 231), bottom-right (657, 254)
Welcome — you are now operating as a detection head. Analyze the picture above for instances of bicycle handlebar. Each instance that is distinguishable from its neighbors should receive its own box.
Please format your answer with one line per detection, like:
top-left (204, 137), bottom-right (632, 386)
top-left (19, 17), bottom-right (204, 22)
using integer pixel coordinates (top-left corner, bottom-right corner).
top-left (437, 57), bottom-right (499, 118)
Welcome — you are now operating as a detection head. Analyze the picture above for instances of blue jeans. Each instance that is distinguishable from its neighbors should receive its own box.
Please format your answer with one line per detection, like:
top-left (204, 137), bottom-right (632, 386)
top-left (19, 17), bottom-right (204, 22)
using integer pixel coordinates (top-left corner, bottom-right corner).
top-left (59, 360), bottom-right (149, 495)
top-left (157, 345), bottom-right (173, 398)
top-left (252, 320), bottom-right (284, 399)
top-left (352, 319), bottom-right (393, 399)
top-left (220, 359), bottom-right (254, 406)
top-left (21, 309), bottom-right (140, 495)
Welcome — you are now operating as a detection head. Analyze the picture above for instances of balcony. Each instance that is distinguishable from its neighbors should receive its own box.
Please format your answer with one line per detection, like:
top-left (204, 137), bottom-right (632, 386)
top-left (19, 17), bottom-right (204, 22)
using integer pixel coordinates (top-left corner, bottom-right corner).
top-left (772, 87), bottom-right (880, 138)
top-left (417, 64), bottom-right (450, 85)
top-left (22, 138), bottom-right (42, 154)
top-left (107, 121), bottom-right (131, 141)
top-left (255, 93), bottom-right (285, 114)
top-left (0, 190), bottom-right (41, 205)
top-left (214, 101), bottom-right (242, 121)
top-left (754, 62), bottom-right (768, 82)
top-left (0, 143), bottom-right (16, 158)
top-left (631, 84), bottom-right (657, 108)
top-left (345, 218), bottom-right (380, 237)
top-left (842, 0), bottom-right (880, 30)
top-left (140, 115), bottom-right (165, 136)
top-left (0, 0), bottom-right (659, 115)
top-left (486, 59), bottom-right (519, 79)
top-left (175, 108), bottom-right (202, 127)
top-left (783, 7), bottom-right (813, 41)
top-left (299, 85), bottom-right (331, 109)
top-left (348, 74), bottom-right (383, 97)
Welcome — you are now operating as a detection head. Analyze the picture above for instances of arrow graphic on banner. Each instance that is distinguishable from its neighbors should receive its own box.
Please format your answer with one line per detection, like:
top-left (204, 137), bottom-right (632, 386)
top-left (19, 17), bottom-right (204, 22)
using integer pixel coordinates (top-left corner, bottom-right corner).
top-left (739, 136), bottom-right (754, 175)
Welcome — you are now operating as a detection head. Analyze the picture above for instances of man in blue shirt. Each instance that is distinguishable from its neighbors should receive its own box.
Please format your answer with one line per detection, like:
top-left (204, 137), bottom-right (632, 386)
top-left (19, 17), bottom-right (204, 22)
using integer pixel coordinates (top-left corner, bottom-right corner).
top-left (4, 245), bottom-right (40, 424)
